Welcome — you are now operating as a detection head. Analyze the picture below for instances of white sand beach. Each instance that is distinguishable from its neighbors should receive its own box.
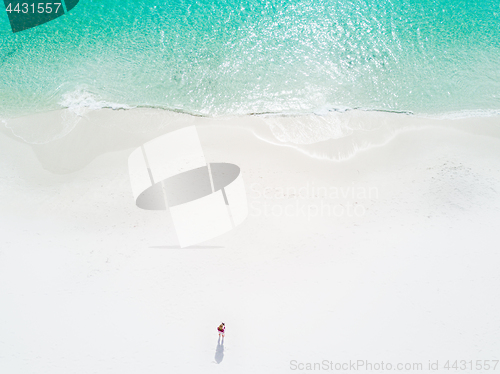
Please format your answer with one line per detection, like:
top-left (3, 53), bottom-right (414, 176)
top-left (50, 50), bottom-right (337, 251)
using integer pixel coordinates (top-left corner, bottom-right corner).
top-left (1, 109), bottom-right (500, 373)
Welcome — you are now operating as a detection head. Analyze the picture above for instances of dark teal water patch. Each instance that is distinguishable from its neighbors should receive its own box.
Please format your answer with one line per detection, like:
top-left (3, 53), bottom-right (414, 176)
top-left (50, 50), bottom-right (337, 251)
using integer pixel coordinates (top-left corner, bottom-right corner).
top-left (65, 0), bottom-right (78, 11)
top-left (3, 0), bottom-right (78, 33)
top-left (0, 0), bottom-right (499, 117)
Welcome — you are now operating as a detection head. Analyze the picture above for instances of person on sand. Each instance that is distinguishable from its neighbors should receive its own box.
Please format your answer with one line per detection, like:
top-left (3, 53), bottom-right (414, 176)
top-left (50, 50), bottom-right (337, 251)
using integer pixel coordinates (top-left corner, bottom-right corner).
top-left (217, 323), bottom-right (225, 338)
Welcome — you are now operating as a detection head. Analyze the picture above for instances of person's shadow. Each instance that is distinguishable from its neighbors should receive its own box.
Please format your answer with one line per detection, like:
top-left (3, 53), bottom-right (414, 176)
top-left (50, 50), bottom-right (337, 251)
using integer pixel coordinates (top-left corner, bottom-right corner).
top-left (214, 336), bottom-right (224, 364)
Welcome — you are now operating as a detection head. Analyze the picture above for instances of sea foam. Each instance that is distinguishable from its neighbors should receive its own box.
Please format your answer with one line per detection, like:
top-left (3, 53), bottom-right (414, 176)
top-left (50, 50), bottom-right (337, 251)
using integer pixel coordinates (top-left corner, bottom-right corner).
top-left (2, 89), bottom-right (133, 144)
top-left (59, 89), bottom-right (133, 116)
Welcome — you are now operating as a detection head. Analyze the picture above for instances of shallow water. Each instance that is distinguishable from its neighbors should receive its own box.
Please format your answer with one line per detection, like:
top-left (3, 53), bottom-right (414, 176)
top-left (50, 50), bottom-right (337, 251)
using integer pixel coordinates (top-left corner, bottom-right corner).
top-left (1, 0), bottom-right (500, 118)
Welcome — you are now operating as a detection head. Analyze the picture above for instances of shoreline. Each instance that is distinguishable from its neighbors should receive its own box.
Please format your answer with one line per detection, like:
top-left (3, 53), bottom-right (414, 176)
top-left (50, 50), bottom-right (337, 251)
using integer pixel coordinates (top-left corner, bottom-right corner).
top-left (1, 106), bottom-right (500, 174)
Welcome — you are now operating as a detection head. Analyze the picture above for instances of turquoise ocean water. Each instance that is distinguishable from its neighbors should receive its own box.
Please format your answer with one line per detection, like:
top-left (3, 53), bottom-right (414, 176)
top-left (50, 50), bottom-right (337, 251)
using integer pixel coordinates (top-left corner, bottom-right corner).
top-left (1, 0), bottom-right (500, 118)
